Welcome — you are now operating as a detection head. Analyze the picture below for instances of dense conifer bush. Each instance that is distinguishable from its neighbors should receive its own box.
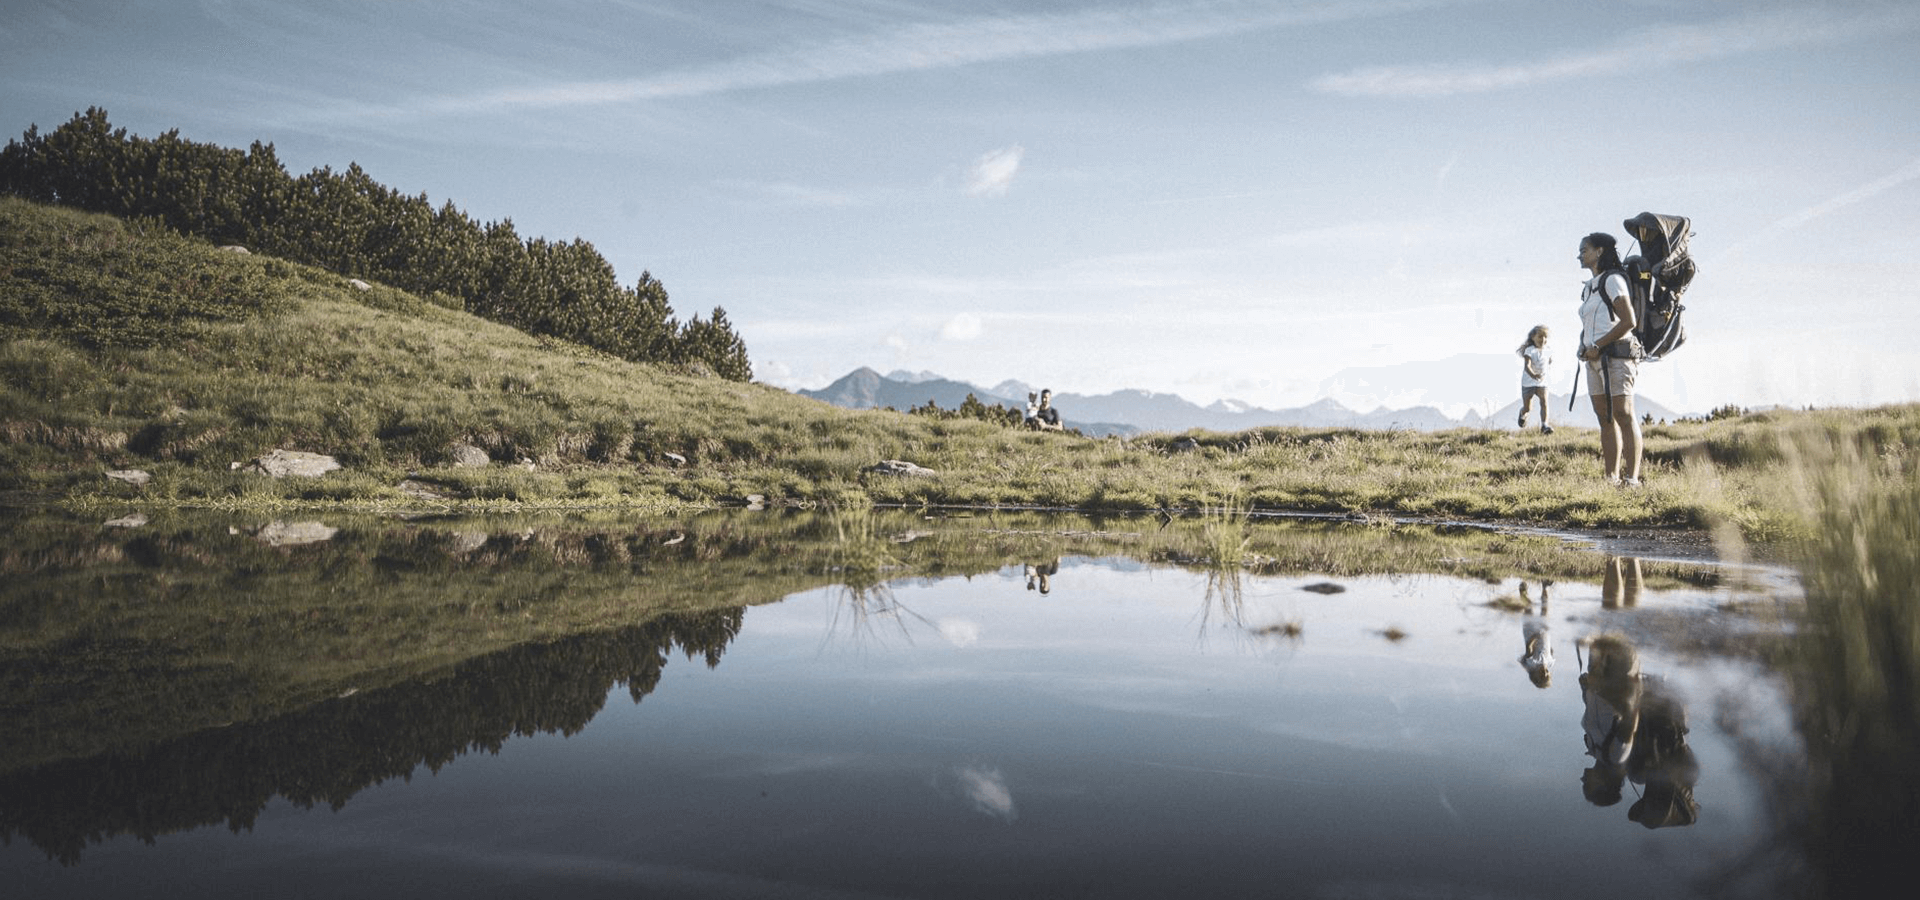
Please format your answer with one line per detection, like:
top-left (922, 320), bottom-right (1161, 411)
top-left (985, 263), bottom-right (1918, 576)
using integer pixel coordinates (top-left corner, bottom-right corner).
top-left (0, 108), bottom-right (750, 379)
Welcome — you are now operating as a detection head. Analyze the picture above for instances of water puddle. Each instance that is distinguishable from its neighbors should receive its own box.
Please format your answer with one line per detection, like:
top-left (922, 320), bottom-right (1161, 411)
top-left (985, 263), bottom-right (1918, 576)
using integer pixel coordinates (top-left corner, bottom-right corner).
top-left (0, 509), bottom-right (1826, 897)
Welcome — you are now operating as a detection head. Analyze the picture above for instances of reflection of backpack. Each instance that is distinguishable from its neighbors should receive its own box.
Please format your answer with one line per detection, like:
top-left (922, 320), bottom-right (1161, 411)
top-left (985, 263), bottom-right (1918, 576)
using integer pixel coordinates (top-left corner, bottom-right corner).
top-left (1616, 212), bottom-right (1695, 360)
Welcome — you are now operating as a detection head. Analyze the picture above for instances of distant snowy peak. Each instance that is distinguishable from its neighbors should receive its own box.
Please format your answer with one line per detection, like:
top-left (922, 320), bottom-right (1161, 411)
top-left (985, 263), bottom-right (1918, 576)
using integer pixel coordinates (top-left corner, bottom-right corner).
top-left (989, 379), bottom-right (1036, 399)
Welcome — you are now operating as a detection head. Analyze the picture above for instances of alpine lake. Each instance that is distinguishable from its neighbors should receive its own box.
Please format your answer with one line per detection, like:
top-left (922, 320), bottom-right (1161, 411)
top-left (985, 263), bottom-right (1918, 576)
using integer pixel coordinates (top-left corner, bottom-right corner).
top-left (0, 506), bottom-right (1882, 898)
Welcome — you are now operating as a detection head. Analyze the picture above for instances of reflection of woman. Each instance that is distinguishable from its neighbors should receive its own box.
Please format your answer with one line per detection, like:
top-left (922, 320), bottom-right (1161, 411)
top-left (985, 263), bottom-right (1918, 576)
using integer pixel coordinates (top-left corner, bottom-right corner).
top-left (1575, 233), bottom-right (1643, 486)
top-left (1025, 559), bottom-right (1059, 594)
top-left (1602, 556), bottom-right (1642, 609)
top-left (1577, 634), bottom-right (1642, 806)
top-left (1626, 674), bottom-right (1701, 829)
top-left (1516, 325), bottom-right (1553, 434)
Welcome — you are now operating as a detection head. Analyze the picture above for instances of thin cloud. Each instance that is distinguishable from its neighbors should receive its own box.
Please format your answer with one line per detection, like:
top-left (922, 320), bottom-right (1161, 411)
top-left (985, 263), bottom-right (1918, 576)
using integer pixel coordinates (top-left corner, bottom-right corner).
top-left (940, 312), bottom-right (986, 340)
top-left (712, 178), bottom-right (866, 208)
top-left (955, 766), bottom-right (1018, 822)
top-left (938, 618), bottom-right (982, 647)
top-left (1724, 155), bottom-right (1920, 257)
top-left (1770, 156), bottom-right (1920, 232)
top-left (966, 145), bottom-right (1024, 197)
top-left (1313, 4), bottom-right (1920, 97)
top-left (427, 0), bottom-right (1459, 114)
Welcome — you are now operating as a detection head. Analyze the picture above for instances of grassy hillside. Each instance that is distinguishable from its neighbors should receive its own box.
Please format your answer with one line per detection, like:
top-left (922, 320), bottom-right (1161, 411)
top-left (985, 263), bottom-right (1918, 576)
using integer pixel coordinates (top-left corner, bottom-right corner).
top-left (4, 196), bottom-right (1918, 540)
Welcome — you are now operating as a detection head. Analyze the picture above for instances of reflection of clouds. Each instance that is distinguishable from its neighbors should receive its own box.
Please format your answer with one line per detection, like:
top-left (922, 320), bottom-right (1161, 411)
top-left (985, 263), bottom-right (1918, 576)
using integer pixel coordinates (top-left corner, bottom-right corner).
top-left (938, 618), bottom-right (982, 647)
top-left (956, 766), bottom-right (1018, 822)
top-left (739, 753), bottom-right (865, 777)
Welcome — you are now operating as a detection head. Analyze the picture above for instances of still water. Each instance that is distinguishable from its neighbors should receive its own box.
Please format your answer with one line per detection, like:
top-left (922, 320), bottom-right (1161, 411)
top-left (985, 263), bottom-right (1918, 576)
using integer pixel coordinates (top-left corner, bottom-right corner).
top-left (0, 510), bottom-right (1816, 897)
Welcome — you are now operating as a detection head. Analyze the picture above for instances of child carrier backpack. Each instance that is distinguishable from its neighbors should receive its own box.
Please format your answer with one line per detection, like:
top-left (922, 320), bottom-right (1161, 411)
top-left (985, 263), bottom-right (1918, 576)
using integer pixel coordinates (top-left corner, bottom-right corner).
top-left (1614, 212), bottom-right (1695, 360)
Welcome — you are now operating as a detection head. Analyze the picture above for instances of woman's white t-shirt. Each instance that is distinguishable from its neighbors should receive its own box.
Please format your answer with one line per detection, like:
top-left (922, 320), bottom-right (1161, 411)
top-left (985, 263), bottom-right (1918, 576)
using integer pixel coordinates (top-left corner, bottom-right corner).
top-left (1579, 272), bottom-right (1630, 350)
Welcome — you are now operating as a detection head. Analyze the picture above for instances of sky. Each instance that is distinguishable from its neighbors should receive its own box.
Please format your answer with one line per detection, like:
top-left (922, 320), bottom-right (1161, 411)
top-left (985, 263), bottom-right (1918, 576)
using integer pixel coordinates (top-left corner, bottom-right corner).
top-left (4, 0), bottom-right (1919, 415)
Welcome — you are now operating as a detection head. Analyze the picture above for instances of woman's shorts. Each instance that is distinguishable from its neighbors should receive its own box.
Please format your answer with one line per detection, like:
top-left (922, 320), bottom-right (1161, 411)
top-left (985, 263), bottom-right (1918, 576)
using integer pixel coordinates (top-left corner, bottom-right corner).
top-left (1585, 357), bottom-right (1637, 397)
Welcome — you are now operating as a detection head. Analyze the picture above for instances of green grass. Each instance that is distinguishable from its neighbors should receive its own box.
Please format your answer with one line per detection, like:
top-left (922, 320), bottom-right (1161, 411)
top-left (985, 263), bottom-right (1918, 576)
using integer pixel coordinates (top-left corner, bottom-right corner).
top-left (1768, 432), bottom-right (1920, 897)
top-left (6, 196), bottom-right (1919, 547)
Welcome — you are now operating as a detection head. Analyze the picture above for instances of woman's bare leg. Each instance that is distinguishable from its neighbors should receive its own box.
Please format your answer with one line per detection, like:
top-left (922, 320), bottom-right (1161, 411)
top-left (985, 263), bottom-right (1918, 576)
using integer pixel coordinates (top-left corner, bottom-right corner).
top-left (1590, 394), bottom-right (1619, 480)
top-left (1612, 394), bottom-right (1641, 481)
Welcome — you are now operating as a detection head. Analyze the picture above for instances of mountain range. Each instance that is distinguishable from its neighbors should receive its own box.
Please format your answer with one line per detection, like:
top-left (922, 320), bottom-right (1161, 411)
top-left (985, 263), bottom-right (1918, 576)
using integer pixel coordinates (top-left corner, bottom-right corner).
top-left (796, 363), bottom-right (1682, 436)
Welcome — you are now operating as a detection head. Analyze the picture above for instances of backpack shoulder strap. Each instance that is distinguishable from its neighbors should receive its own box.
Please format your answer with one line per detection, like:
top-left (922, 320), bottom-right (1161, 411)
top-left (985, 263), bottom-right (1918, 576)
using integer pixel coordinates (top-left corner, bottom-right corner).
top-left (1596, 268), bottom-right (1625, 319)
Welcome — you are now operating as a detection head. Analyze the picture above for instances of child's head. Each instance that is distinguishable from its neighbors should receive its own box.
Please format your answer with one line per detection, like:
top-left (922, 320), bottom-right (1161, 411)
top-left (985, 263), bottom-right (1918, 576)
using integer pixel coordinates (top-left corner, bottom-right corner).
top-left (1528, 325), bottom-right (1550, 346)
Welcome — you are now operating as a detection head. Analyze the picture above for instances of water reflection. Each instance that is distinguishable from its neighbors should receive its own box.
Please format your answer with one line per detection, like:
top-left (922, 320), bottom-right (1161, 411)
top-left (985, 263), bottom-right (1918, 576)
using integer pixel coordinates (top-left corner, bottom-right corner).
top-left (0, 609), bottom-right (742, 864)
top-left (1603, 554), bottom-right (1644, 608)
top-left (1519, 593), bottom-right (1554, 689)
top-left (1022, 558), bottom-right (1058, 594)
top-left (1577, 632), bottom-right (1700, 828)
top-left (0, 509), bottom-right (1849, 896)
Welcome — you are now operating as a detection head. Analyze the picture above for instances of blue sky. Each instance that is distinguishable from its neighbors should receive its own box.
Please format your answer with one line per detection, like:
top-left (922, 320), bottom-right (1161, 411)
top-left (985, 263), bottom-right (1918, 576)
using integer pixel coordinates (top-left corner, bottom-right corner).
top-left (5, 0), bottom-right (1918, 414)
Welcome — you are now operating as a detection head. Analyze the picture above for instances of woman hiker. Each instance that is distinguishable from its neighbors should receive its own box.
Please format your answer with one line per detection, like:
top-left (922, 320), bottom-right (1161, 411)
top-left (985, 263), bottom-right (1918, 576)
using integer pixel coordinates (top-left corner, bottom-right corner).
top-left (1517, 324), bottom-right (1553, 434)
top-left (1575, 233), bottom-right (1643, 486)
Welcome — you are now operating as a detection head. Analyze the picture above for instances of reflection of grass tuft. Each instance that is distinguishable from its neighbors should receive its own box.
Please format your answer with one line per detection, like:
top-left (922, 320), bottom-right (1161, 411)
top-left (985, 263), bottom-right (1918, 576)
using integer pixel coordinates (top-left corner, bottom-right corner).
top-left (1196, 496), bottom-right (1252, 626)
top-left (1252, 620), bottom-right (1303, 639)
top-left (1485, 593), bottom-right (1531, 612)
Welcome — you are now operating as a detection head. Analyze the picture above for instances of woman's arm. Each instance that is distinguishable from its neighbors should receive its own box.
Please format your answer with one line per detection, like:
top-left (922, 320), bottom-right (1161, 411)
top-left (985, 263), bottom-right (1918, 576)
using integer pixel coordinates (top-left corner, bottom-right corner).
top-left (1600, 285), bottom-right (1637, 347)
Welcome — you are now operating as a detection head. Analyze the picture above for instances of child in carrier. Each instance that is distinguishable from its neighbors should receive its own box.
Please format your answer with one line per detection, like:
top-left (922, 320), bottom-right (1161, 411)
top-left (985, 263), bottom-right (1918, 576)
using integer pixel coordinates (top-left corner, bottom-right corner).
top-left (1517, 325), bottom-right (1553, 434)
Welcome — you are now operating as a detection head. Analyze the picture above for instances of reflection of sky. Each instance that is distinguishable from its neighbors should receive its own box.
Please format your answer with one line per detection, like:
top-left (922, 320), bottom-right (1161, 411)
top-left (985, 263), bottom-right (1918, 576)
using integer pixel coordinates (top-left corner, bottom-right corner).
top-left (14, 557), bottom-right (1795, 899)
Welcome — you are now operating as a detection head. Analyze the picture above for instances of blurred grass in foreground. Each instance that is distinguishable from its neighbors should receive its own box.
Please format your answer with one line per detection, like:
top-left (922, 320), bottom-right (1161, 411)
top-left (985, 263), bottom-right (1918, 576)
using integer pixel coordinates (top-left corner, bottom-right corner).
top-left (1778, 431), bottom-right (1919, 898)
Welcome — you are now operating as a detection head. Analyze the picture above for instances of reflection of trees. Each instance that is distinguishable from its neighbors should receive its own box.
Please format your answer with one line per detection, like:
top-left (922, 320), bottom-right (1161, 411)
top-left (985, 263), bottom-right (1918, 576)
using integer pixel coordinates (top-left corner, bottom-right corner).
top-left (0, 609), bottom-right (740, 866)
top-left (0, 513), bottom-right (833, 775)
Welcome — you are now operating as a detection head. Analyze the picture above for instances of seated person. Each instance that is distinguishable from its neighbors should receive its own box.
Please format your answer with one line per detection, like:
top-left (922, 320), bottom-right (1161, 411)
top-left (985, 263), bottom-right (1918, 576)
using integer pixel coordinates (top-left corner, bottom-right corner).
top-left (1028, 388), bottom-right (1064, 431)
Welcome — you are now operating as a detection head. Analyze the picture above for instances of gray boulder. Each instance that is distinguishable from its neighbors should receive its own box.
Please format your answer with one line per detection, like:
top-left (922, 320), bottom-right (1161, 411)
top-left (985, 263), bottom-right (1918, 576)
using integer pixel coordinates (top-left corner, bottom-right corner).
top-left (105, 469), bottom-right (152, 486)
top-left (870, 459), bottom-right (937, 478)
top-left (448, 443), bottom-right (491, 468)
top-left (253, 521), bottom-right (338, 546)
top-left (239, 449), bottom-right (341, 478)
top-left (398, 479), bottom-right (461, 502)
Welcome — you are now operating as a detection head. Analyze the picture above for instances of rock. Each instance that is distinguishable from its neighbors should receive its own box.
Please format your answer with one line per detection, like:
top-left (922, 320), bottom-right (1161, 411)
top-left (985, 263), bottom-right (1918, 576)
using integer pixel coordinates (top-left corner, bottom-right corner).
top-left (662, 452), bottom-right (687, 467)
top-left (219, 245), bottom-right (251, 254)
top-left (242, 449), bottom-right (341, 478)
top-left (744, 494), bottom-right (766, 510)
top-left (104, 512), bottom-right (148, 528)
top-left (397, 479), bottom-right (460, 501)
top-left (1300, 582), bottom-right (1347, 595)
top-left (447, 443), bottom-right (490, 468)
top-left (253, 520), bottom-right (338, 546)
top-left (447, 531), bottom-right (489, 555)
top-left (870, 459), bottom-right (937, 478)
top-left (347, 278), bottom-right (372, 291)
top-left (517, 456), bottom-right (536, 471)
top-left (105, 469), bottom-right (152, 486)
